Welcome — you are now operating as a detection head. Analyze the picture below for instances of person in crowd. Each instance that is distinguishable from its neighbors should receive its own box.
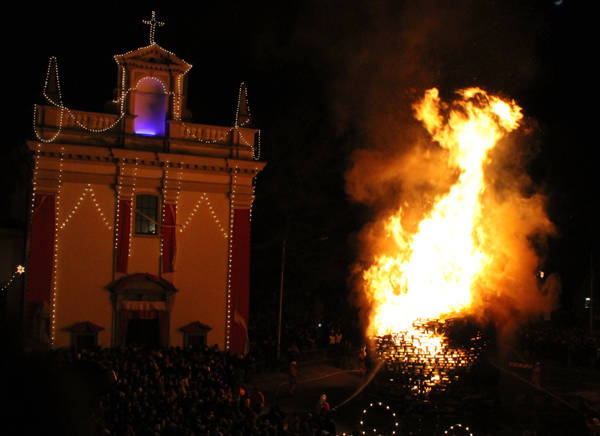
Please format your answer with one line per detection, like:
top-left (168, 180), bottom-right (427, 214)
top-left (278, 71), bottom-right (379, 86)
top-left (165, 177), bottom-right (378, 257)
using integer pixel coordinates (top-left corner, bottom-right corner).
top-left (288, 360), bottom-right (298, 396)
top-left (316, 393), bottom-right (330, 414)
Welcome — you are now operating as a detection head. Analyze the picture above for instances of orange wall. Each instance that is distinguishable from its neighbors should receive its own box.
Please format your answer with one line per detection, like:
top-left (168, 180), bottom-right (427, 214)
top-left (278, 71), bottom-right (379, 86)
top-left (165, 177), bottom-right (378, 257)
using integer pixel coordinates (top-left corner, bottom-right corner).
top-left (55, 183), bottom-right (114, 347)
top-left (52, 181), bottom-right (230, 349)
top-left (170, 191), bottom-right (229, 347)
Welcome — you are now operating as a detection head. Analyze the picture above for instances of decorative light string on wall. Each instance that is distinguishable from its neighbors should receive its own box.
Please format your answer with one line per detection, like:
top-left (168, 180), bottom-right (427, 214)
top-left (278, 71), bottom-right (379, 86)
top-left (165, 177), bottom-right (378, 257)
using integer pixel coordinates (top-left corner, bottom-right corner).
top-left (59, 184), bottom-right (113, 231)
top-left (159, 160), bottom-right (170, 259)
top-left (128, 158), bottom-right (140, 259)
top-left (1, 265), bottom-right (26, 293)
top-left (173, 164), bottom-right (184, 238)
top-left (50, 146), bottom-right (65, 346)
top-left (114, 159), bottom-right (127, 252)
top-left (30, 143), bottom-right (42, 216)
top-left (178, 192), bottom-right (228, 238)
top-left (224, 166), bottom-right (239, 351)
top-left (33, 56), bottom-right (263, 164)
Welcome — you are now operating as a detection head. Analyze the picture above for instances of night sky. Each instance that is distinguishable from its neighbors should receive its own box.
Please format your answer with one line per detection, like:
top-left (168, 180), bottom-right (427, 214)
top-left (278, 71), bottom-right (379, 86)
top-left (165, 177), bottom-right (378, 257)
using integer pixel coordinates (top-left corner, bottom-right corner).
top-left (2, 1), bottom-right (595, 331)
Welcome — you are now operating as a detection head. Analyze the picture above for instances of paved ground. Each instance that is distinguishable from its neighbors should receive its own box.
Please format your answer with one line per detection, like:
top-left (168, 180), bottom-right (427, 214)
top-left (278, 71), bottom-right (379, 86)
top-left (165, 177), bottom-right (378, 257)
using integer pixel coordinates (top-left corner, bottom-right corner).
top-left (249, 356), bottom-right (600, 435)
top-left (250, 360), bottom-right (367, 433)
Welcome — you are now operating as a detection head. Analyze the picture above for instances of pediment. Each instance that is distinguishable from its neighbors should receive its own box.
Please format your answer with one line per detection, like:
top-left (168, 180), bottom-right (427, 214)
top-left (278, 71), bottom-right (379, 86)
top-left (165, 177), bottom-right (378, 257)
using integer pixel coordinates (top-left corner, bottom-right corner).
top-left (107, 273), bottom-right (178, 296)
top-left (115, 43), bottom-right (192, 74)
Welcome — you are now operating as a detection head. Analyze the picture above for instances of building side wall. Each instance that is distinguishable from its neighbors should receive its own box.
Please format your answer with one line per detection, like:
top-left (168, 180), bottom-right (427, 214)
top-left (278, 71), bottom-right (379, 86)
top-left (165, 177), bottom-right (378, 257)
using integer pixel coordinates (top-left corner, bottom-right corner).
top-left (54, 182), bottom-right (114, 347)
top-left (170, 191), bottom-right (229, 348)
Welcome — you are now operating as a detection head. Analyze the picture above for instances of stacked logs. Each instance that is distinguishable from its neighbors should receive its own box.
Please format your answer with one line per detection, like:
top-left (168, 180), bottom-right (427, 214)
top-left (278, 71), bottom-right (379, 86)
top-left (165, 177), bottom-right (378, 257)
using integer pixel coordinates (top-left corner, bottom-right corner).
top-left (375, 319), bottom-right (484, 396)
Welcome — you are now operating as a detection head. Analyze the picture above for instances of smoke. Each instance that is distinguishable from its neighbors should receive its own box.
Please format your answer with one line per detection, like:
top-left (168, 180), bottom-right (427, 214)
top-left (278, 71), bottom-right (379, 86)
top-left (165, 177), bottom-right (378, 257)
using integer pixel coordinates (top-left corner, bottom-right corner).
top-left (315, 0), bottom-right (554, 339)
top-left (471, 122), bottom-right (560, 335)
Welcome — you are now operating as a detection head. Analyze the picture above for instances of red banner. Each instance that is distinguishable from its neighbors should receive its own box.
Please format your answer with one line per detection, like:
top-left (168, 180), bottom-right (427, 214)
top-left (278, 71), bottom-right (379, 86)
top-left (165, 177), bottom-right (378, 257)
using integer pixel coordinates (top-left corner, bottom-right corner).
top-left (26, 194), bottom-right (55, 303)
top-left (161, 203), bottom-right (176, 273)
top-left (116, 199), bottom-right (131, 273)
top-left (229, 208), bottom-right (250, 355)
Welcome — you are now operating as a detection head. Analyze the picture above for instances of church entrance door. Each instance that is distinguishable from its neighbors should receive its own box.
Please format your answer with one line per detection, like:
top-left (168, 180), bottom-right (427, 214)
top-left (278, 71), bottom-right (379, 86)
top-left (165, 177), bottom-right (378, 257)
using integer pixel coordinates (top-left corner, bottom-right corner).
top-left (120, 308), bottom-right (167, 347)
top-left (126, 318), bottom-right (160, 347)
top-left (108, 274), bottom-right (177, 347)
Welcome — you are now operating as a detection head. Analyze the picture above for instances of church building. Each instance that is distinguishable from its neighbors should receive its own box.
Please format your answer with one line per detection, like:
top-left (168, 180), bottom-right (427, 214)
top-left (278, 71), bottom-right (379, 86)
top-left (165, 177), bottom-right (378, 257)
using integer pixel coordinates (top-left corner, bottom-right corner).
top-left (24, 13), bottom-right (264, 354)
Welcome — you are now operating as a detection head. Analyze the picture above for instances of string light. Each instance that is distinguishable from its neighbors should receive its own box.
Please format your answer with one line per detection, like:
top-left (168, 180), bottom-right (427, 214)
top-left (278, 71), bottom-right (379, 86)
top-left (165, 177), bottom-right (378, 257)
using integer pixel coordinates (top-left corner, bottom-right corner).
top-left (50, 146), bottom-right (65, 346)
top-left (444, 423), bottom-right (474, 436)
top-left (27, 14), bottom-right (264, 352)
top-left (359, 401), bottom-right (401, 435)
top-left (142, 10), bottom-right (165, 45)
top-left (159, 160), bottom-right (170, 259)
top-left (114, 159), bottom-right (126, 252)
top-left (179, 193), bottom-right (228, 238)
top-left (234, 81), bottom-right (251, 128)
top-left (128, 158), bottom-right (140, 259)
top-left (88, 185), bottom-right (114, 230)
top-left (224, 166), bottom-right (239, 351)
top-left (1, 265), bottom-right (26, 293)
top-left (33, 56), bottom-right (263, 162)
top-left (33, 56), bottom-right (187, 138)
top-left (59, 184), bottom-right (113, 231)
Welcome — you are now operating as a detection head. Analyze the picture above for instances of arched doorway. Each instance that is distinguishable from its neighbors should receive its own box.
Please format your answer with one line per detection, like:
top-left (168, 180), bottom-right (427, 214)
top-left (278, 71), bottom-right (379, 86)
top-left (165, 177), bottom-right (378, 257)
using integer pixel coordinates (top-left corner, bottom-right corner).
top-left (107, 274), bottom-right (177, 347)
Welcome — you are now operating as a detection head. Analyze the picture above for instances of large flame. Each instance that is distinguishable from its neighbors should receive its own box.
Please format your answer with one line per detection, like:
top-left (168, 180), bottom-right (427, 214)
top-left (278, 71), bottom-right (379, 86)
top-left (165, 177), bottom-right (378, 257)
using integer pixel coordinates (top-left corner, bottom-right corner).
top-left (364, 87), bottom-right (523, 344)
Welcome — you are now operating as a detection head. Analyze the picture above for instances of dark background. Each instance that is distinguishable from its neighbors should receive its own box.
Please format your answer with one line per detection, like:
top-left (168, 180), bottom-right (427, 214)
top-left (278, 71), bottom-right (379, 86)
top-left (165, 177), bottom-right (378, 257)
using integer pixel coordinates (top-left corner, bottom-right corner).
top-left (1, 0), bottom-right (595, 340)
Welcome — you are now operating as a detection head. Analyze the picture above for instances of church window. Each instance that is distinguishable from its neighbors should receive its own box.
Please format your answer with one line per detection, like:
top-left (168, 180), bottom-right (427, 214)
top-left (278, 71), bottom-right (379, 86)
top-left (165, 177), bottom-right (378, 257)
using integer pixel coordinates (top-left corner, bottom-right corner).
top-left (135, 194), bottom-right (159, 235)
top-left (134, 77), bottom-right (167, 136)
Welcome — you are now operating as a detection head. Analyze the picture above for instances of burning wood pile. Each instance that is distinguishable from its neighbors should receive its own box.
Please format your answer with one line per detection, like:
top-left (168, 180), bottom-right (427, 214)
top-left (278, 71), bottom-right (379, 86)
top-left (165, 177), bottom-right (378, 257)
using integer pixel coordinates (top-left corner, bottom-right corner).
top-left (374, 318), bottom-right (485, 395)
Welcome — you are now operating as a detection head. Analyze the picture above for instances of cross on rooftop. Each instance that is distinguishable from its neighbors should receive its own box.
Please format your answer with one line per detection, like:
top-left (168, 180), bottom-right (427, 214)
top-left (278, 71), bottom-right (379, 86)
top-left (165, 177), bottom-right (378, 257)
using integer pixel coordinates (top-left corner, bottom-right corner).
top-left (142, 11), bottom-right (165, 45)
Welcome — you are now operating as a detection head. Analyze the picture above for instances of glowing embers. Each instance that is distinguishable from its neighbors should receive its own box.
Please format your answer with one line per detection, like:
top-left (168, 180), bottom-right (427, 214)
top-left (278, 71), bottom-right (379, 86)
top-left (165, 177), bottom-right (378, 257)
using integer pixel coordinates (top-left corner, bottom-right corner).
top-left (375, 318), bottom-right (484, 395)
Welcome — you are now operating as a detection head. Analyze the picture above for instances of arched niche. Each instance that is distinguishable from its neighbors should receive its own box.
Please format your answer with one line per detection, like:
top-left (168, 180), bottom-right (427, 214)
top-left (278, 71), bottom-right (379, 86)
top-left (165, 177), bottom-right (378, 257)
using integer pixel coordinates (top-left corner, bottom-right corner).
top-left (133, 77), bottom-right (167, 136)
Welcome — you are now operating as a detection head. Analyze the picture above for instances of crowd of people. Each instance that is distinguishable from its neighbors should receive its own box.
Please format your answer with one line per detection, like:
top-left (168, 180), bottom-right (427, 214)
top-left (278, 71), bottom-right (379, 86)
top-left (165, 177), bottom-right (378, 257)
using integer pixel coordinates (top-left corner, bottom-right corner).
top-left (47, 345), bottom-right (337, 436)
top-left (517, 322), bottom-right (600, 368)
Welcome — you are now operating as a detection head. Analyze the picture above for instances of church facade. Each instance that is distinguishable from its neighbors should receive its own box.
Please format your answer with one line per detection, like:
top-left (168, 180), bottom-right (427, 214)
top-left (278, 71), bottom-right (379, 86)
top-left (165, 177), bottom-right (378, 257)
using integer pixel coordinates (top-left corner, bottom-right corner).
top-left (24, 37), bottom-right (264, 354)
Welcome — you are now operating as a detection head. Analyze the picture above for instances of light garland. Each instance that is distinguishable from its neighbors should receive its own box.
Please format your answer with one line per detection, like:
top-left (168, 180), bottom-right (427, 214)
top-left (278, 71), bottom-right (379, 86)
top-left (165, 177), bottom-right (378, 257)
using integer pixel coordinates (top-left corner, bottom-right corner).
top-left (234, 81), bottom-right (251, 128)
top-left (28, 13), bottom-right (263, 353)
top-left (33, 56), bottom-right (263, 161)
top-left (359, 401), bottom-right (401, 435)
top-left (159, 160), bottom-right (170, 259)
top-left (87, 185), bottom-right (114, 230)
top-left (173, 163), bottom-right (184, 230)
top-left (114, 159), bottom-right (126, 252)
top-left (128, 158), bottom-right (140, 259)
top-left (444, 423), bottom-right (474, 436)
top-left (224, 166), bottom-right (239, 351)
top-left (29, 143), bottom-right (42, 220)
top-left (33, 57), bottom-right (64, 143)
top-left (178, 192), bottom-right (228, 238)
top-left (50, 146), bottom-right (65, 346)
top-left (59, 184), bottom-right (113, 231)
top-left (1, 265), bottom-right (26, 293)
top-left (142, 11), bottom-right (165, 46)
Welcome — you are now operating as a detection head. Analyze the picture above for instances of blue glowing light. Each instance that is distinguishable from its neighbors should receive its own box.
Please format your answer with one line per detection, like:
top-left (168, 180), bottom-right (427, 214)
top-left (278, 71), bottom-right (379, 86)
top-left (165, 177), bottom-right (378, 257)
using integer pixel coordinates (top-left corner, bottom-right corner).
top-left (135, 129), bottom-right (158, 136)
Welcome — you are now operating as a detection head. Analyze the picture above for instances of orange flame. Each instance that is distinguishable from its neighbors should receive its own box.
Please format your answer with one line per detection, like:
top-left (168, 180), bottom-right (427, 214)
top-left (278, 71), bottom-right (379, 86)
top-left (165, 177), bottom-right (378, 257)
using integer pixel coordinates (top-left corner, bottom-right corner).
top-left (363, 87), bottom-right (524, 341)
